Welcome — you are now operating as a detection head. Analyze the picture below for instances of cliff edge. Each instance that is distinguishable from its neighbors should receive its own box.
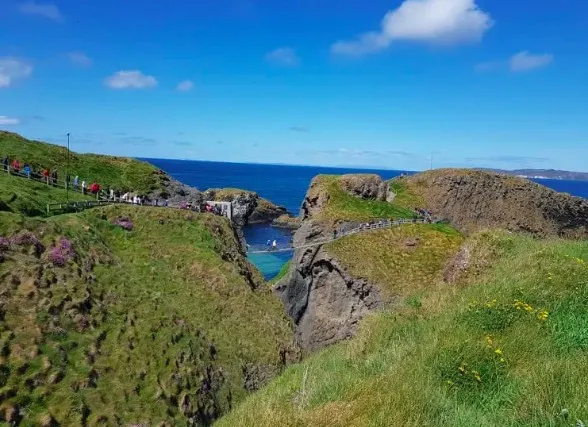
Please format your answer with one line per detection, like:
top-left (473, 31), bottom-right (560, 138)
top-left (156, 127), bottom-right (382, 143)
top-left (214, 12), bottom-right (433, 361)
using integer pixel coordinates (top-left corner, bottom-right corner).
top-left (396, 169), bottom-right (588, 237)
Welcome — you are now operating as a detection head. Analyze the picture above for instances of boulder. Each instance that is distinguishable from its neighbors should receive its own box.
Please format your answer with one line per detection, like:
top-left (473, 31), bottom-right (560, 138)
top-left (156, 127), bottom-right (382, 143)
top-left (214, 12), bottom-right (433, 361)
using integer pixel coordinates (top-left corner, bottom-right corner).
top-left (339, 174), bottom-right (389, 201)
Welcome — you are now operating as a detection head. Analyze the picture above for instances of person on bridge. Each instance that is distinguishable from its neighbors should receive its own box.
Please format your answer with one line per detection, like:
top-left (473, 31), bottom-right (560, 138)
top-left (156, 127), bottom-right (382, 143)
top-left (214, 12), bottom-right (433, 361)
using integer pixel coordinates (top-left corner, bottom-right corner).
top-left (272, 240), bottom-right (277, 251)
top-left (81, 180), bottom-right (87, 194)
top-left (10, 159), bottom-right (20, 174)
top-left (73, 176), bottom-right (79, 190)
top-left (2, 156), bottom-right (8, 172)
top-left (23, 164), bottom-right (31, 178)
top-left (42, 169), bottom-right (50, 184)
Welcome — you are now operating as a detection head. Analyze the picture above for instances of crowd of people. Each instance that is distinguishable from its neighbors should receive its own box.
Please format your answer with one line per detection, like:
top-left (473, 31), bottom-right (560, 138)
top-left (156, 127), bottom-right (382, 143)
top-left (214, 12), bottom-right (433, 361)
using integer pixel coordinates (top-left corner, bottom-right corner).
top-left (2, 155), bottom-right (104, 196)
top-left (3, 154), bottom-right (232, 219)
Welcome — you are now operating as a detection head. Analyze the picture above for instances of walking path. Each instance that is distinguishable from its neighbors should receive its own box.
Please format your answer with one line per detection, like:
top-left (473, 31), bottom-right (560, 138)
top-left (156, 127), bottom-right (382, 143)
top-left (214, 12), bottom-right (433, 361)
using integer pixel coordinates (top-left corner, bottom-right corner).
top-left (247, 218), bottom-right (429, 254)
top-left (4, 165), bottom-right (435, 253)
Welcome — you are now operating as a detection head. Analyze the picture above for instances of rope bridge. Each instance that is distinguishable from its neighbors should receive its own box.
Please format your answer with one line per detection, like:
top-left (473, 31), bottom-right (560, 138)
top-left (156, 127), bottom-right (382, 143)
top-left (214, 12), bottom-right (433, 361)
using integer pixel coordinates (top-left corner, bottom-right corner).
top-left (247, 218), bottom-right (428, 254)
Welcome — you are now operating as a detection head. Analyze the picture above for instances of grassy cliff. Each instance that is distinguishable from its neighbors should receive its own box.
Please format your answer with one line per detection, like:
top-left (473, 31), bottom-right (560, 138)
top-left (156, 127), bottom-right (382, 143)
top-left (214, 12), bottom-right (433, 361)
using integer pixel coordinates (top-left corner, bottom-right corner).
top-left (0, 173), bottom-right (93, 216)
top-left (219, 231), bottom-right (588, 426)
top-left (304, 175), bottom-right (416, 224)
top-left (0, 131), bottom-right (165, 194)
top-left (0, 205), bottom-right (296, 425)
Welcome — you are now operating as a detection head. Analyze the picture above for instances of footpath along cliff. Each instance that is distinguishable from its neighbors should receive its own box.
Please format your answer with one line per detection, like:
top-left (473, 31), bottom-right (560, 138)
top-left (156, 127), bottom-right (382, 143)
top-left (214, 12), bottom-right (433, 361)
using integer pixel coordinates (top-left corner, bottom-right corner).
top-left (276, 169), bottom-right (588, 352)
top-left (0, 131), bottom-right (288, 226)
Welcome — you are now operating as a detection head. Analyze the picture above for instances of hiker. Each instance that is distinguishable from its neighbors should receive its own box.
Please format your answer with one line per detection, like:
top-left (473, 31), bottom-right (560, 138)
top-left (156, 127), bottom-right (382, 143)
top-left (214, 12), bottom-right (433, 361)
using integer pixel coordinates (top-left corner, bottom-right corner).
top-left (152, 198), bottom-right (158, 207)
top-left (73, 175), bottom-right (79, 190)
top-left (52, 169), bottom-right (58, 186)
top-left (266, 240), bottom-right (271, 248)
top-left (90, 182), bottom-right (100, 196)
top-left (23, 164), bottom-right (31, 178)
top-left (11, 159), bottom-right (20, 174)
top-left (2, 156), bottom-right (8, 172)
top-left (272, 240), bottom-right (277, 251)
top-left (164, 199), bottom-right (169, 207)
top-left (81, 180), bottom-right (87, 194)
top-left (66, 175), bottom-right (71, 189)
top-left (109, 188), bottom-right (115, 200)
top-left (42, 169), bottom-right (50, 184)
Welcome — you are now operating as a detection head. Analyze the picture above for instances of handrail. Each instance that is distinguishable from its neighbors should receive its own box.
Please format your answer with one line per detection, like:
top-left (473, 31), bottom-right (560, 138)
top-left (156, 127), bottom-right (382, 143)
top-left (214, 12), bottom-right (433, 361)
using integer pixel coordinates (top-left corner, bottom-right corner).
top-left (247, 218), bottom-right (431, 254)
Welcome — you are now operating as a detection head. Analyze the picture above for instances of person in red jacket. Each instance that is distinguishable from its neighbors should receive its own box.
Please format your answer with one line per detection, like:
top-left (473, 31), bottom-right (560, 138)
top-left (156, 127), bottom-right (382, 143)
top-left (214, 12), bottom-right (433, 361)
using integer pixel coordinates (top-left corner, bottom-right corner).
top-left (10, 159), bottom-right (20, 173)
top-left (90, 182), bottom-right (100, 195)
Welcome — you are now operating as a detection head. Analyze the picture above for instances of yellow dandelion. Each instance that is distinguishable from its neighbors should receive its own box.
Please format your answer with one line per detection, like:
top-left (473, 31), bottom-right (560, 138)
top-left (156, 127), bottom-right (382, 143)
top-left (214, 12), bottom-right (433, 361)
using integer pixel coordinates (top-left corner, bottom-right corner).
top-left (495, 348), bottom-right (503, 355)
top-left (500, 358), bottom-right (505, 363)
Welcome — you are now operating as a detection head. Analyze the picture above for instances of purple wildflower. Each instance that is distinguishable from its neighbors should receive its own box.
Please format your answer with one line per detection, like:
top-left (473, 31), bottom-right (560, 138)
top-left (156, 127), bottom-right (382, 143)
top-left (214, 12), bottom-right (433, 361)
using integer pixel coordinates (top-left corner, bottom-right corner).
top-left (48, 236), bottom-right (76, 267)
top-left (48, 247), bottom-right (67, 267)
top-left (113, 216), bottom-right (133, 231)
top-left (10, 231), bottom-right (45, 254)
top-left (0, 237), bottom-right (10, 251)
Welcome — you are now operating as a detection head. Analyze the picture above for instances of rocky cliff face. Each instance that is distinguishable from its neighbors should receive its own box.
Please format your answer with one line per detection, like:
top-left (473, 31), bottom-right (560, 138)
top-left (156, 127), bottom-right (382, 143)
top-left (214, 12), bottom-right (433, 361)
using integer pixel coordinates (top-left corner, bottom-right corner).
top-left (402, 169), bottom-right (588, 237)
top-left (275, 221), bottom-right (385, 351)
top-left (148, 175), bottom-right (287, 227)
top-left (276, 174), bottom-right (391, 351)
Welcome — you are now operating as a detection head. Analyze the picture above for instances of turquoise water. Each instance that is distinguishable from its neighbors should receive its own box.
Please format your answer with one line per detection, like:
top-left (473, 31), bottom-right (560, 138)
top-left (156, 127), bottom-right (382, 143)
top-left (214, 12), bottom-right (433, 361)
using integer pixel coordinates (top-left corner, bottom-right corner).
top-left (145, 158), bottom-right (588, 280)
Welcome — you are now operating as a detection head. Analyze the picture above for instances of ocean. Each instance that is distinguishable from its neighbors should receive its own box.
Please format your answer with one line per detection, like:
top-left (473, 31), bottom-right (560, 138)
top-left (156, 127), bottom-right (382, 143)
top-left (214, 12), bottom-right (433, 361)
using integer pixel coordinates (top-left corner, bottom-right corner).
top-left (145, 158), bottom-right (588, 280)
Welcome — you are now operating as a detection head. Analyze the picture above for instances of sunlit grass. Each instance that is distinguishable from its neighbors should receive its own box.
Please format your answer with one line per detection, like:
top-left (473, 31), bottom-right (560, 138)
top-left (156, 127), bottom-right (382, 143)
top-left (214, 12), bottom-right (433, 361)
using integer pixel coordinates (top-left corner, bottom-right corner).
top-left (217, 232), bottom-right (588, 426)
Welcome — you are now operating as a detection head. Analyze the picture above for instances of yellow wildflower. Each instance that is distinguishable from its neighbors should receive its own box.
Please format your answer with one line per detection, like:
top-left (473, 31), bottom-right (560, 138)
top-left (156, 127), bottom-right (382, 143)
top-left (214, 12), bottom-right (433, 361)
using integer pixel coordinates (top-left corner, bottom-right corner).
top-left (472, 371), bottom-right (482, 382)
top-left (538, 310), bottom-right (549, 321)
top-left (500, 358), bottom-right (505, 363)
top-left (485, 336), bottom-right (493, 346)
top-left (494, 348), bottom-right (503, 355)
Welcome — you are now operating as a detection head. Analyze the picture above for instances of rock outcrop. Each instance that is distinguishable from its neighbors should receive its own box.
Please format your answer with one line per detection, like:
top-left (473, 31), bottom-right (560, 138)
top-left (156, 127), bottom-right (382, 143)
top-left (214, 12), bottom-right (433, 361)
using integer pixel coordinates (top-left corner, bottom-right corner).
top-left (401, 169), bottom-right (588, 238)
top-left (276, 175), bottom-right (390, 351)
top-left (339, 174), bottom-right (389, 201)
top-left (148, 176), bottom-right (287, 227)
top-left (271, 214), bottom-right (301, 230)
top-left (275, 220), bottom-right (385, 351)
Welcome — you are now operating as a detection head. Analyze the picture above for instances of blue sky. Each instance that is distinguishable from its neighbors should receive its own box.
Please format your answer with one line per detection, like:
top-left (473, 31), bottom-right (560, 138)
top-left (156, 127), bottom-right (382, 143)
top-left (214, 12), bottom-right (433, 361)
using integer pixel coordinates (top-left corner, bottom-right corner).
top-left (1, 0), bottom-right (587, 171)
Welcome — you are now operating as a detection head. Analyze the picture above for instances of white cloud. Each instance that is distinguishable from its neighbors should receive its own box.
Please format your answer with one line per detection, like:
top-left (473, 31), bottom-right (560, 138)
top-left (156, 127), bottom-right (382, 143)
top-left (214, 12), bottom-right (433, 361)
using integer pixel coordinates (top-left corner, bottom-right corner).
top-left (67, 52), bottom-right (92, 67)
top-left (18, 1), bottom-right (64, 22)
top-left (0, 58), bottom-right (33, 88)
top-left (0, 116), bottom-right (20, 126)
top-left (331, 0), bottom-right (493, 56)
top-left (104, 70), bottom-right (158, 89)
top-left (176, 80), bottom-right (194, 92)
top-left (476, 51), bottom-right (554, 73)
top-left (265, 47), bottom-right (300, 66)
top-left (509, 51), bottom-right (554, 72)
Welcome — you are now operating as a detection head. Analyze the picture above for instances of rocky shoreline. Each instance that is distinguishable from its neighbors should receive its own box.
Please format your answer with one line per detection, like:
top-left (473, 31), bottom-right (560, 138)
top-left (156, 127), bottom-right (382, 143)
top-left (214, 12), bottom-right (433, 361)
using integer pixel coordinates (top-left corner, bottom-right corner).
top-left (148, 169), bottom-right (288, 227)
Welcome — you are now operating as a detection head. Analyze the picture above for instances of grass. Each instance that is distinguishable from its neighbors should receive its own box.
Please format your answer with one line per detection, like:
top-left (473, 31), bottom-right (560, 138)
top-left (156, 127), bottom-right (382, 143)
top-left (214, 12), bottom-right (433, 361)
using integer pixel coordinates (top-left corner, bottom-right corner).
top-left (217, 231), bottom-right (588, 427)
top-left (0, 172), bottom-right (93, 216)
top-left (0, 131), bottom-right (165, 194)
top-left (388, 179), bottom-right (426, 210)
top-left (0, 205), bottom-right (295, 425)
top-left (325, 223), bottom-right (463, 298)
top-left (310, 175), bottom-right (416, 224)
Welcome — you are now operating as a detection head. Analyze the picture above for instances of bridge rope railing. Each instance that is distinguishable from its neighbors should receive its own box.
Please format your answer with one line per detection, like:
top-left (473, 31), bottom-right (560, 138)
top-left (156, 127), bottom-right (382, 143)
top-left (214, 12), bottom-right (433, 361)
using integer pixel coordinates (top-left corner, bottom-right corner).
top-left (247, 218), bottom-right (429, 254)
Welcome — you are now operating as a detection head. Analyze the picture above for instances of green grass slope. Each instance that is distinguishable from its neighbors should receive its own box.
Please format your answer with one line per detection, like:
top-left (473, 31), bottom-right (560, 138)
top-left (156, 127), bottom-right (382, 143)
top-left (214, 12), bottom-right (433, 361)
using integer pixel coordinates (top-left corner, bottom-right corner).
top-left (0, 172), bottom-right (93, 216)
top-left (0, 206), bottom-right (295, 425)
top-left (0, 131), bottom-right (164, 194)
top-left (307, 175), bottom-right (416, 224)
top-left (326, 223), bottom-right (463, 298)
top-left (219, 231), bottom-right (588, 427)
